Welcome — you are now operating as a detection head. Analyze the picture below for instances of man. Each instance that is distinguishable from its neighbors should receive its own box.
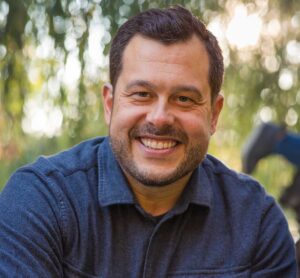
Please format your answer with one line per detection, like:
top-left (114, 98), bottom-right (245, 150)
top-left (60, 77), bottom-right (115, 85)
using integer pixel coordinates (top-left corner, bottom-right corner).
top-left (0, 6), bottom-right (296, 277)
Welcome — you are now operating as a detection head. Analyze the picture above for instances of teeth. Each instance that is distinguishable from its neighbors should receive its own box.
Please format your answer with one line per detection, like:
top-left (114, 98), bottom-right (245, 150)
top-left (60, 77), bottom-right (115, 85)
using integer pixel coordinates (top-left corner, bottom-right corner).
top-left (141, 138), bottom-right (177, 150)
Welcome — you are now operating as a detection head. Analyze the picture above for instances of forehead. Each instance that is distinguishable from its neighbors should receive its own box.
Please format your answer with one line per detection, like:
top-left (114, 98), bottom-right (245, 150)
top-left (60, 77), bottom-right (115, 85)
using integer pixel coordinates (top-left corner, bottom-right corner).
top-left (118, 35), bottom-right (210, 93)
top-left (123, 34), bottom-right (208, 65)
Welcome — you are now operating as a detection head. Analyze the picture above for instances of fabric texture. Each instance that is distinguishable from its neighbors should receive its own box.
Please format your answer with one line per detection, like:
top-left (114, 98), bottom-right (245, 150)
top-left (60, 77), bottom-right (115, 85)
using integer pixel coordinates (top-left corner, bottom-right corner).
top-left (0, 137), bottom-right (297, 277)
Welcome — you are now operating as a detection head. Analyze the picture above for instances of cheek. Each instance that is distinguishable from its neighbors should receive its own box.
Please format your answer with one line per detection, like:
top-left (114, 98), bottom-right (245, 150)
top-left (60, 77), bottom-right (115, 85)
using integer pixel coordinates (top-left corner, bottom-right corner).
top-left (179, 112), bottom-right (212, 137)
top-left (110, 104), bottom-right (146, 133)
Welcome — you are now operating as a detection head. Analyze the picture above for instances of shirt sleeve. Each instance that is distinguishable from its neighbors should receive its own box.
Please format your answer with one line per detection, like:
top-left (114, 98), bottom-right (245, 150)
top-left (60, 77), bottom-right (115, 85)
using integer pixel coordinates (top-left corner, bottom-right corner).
top-left (0, 170), bottom-right (64, 277)
top-left (251, 195), bottom-right (297, 277)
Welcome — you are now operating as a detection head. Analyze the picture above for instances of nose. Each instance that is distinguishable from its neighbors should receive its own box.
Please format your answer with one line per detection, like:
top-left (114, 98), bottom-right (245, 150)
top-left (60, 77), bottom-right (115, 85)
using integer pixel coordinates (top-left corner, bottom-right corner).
top-left (146, 100), bottom-right (175, 127)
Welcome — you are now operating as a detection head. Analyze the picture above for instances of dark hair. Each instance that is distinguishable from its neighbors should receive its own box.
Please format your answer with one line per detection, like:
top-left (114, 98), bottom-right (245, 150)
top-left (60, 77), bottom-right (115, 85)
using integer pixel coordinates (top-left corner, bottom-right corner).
top-left (109, 5), bottom-right (224, 100)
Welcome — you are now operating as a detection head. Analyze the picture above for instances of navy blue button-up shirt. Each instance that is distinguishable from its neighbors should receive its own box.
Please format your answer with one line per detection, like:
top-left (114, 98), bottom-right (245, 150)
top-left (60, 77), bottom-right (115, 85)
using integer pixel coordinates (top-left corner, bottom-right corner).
top-left (0, 137), bottom-right (296, 277)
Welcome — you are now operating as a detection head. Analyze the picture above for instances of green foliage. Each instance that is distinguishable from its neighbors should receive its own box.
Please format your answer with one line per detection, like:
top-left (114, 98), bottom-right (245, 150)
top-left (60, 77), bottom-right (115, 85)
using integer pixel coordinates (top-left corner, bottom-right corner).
top-left (0, 0), bottom-right (300, 203)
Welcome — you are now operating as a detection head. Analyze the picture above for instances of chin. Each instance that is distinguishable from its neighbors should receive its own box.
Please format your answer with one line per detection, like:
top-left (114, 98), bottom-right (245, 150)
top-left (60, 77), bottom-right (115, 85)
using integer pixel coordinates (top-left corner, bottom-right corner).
top-left (131, 167), bottom-right (190, 187)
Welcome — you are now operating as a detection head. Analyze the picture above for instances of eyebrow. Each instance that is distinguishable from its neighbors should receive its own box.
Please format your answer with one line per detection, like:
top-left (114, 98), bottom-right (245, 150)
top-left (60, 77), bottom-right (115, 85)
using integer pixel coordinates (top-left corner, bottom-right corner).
top-left (125, 80), bottom-right (158, 92)
top-left (171, 85), bottom-right (202, 96)
top-left (125, 80), bottom-right (202, 96)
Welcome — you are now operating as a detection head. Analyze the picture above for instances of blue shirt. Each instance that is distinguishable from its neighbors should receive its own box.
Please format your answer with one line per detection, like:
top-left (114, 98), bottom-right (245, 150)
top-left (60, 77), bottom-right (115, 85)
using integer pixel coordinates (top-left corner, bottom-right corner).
top-left (0, 137), bottom-right (296, 277)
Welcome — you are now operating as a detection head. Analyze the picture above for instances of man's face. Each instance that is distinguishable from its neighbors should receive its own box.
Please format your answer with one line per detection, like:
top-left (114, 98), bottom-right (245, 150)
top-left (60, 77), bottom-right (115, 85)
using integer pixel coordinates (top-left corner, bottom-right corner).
top-left (103, 35), bottom-right (223, 187)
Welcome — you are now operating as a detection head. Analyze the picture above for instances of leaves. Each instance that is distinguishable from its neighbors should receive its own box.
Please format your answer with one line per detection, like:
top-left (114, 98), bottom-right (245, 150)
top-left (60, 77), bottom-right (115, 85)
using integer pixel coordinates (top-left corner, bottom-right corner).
top-left (0, 0), bottom-right (299, 176)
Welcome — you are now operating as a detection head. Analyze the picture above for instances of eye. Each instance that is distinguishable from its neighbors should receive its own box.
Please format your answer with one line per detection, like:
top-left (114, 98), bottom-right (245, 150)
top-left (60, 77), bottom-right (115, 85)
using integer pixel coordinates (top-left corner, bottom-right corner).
top-left (177, 96), bottom-right (192, 103)
top-left (175, 95), bottom-right (196, 105)
top-left (135, 91), bottom-right (150, 98)
top-left (128, 91), bottom-right (153, 103)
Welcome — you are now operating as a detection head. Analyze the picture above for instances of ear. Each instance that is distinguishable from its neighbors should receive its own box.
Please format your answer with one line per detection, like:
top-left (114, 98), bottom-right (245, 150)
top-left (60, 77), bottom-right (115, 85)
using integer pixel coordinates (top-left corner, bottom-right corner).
top-left (210, 93), bottom-right (224, 135)
top-left (102, 83), bottom-right (114, 125)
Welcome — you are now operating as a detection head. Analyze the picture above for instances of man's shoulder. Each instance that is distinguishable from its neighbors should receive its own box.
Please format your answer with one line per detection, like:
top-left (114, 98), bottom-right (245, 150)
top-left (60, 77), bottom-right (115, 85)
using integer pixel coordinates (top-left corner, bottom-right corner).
top-left (203, 154), bottom-right (268, 200)
top-left (22, 136), bottom-right (107, 178)
top-left (2, 137), bottom-right (108, 212)
top-left (201, 155), bottom-right (284, 237)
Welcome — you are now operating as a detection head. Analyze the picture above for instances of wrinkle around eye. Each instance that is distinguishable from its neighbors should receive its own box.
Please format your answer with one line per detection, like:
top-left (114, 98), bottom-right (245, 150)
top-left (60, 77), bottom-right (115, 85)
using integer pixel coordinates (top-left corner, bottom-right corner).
top-left (123, 90), bottom-right (154, 104)
top-left (173, 95), bottom-right (205, 108)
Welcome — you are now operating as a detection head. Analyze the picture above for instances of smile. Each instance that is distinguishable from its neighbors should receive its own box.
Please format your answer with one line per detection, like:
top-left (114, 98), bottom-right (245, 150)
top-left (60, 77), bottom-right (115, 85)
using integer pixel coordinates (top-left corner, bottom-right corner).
top-left (140, 138), bottom-right (177, 150)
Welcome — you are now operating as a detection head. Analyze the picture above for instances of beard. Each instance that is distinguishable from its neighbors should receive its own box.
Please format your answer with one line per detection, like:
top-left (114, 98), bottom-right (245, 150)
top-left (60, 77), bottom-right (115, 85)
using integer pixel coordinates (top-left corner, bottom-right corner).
top-left (109, 123), bottom-right (207, 187)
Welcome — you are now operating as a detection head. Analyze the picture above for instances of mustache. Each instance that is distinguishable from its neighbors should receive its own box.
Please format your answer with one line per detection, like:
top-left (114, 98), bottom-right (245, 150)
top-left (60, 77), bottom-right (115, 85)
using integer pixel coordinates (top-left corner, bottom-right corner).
top-left (130, 123), bottom-right (188, 143)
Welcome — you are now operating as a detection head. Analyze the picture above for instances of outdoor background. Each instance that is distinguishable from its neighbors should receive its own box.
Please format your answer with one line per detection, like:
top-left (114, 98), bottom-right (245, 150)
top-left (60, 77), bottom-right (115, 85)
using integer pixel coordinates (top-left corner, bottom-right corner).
top-left (1, 0), bottom-right (300, 237)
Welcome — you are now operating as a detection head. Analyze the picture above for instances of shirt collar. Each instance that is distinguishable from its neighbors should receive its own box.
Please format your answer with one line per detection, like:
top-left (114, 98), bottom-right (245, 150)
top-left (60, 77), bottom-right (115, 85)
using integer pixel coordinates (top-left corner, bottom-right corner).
top-left (97, 137), bottom-right (213, 209)
top-left (98, 137), bottom-right (135, 206)
top-left (182, 160), bottom-right (213, 208)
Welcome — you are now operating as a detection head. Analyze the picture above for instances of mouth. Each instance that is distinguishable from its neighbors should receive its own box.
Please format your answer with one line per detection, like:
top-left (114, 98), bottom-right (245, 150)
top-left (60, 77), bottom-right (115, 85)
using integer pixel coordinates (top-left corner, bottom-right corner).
top-left (140, 137), bottom-right (178, 150)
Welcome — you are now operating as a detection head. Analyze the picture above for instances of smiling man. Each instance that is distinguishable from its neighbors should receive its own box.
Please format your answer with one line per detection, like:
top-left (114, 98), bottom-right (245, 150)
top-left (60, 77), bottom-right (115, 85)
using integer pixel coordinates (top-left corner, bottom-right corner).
top-left (0, 5), bottom-right (296, 277)
top-left (103, 34), bottom-right (223, 216)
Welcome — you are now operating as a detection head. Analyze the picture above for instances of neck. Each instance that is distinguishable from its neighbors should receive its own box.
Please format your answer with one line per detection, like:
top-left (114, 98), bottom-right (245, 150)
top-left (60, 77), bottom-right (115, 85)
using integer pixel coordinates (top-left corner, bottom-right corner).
top-left (125, 173), bottom-right (192, 216)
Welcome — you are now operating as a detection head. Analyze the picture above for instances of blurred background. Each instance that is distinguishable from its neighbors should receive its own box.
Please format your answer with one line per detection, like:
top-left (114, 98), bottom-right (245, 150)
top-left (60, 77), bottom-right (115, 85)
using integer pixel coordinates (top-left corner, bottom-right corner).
top-left (0, 0), bottom-right (300, 237)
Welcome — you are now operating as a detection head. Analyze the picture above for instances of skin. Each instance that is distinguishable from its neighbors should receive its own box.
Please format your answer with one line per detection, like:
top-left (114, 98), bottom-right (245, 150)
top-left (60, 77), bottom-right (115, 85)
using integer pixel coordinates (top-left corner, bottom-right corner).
top-left (103, 35), bottom-right (223, 216)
